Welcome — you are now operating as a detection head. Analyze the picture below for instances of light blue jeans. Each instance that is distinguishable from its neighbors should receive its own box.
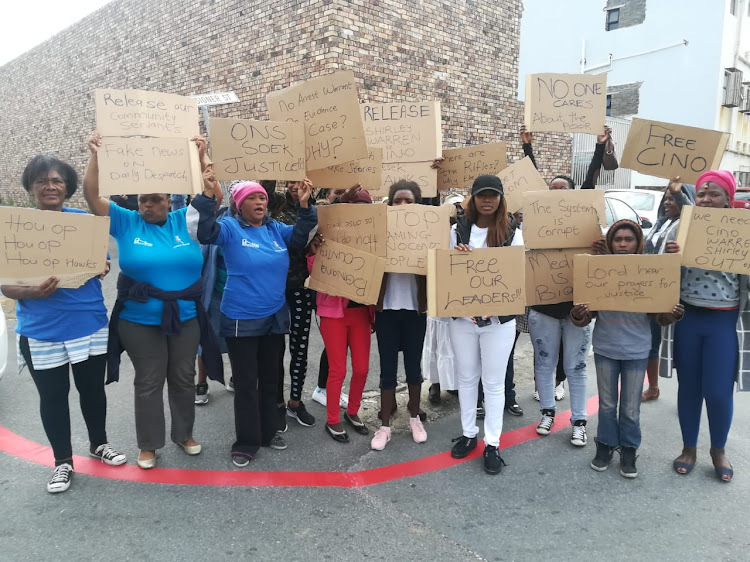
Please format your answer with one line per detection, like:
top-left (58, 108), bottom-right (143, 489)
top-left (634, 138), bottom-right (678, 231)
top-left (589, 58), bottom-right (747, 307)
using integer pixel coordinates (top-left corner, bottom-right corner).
top-left (528, 309), bottom-right (591, 422)
top-left (594, 354), bottom-right (648, 449)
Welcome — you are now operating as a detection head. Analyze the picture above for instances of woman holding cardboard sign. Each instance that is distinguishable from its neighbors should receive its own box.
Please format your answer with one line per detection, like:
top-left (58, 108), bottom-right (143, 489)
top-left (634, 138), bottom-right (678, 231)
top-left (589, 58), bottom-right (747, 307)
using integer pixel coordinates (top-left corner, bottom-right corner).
top-left (2, 155), bottom-right (126, 493)
top-left (83, 133), bottom-right (221, 470)
top-left (660, 171), bottom-right (748, 482)
top-left (448, 174), bottom-right (517, 475)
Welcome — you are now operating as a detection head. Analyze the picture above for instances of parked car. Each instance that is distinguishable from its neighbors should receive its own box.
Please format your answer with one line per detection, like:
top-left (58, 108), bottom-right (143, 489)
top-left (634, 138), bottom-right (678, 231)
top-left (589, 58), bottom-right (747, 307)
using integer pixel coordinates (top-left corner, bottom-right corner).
top-left (0, 305), bottom-right (7, 381)
top-left (605, 189), bottom-right (662, 225)
top-left (604, 194), bottom-right (653, 235)
top-left (733, 187), bottom-right (750, 210)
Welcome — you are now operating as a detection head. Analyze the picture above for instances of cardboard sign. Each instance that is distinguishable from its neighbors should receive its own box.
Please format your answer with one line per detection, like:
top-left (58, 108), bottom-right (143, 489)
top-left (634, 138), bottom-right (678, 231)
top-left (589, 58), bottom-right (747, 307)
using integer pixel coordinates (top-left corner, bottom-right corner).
top-left (675, 206), bottom-right (750, 275)
top-left (524, 73), bottom-right (607, 135)
top-left (522, 190), bottom-right (605, 249)
top-left (361, 102), bottom-right (442, 163)
top-left (620, 118), bottom-right (730, 184)
top-left (436, 143), bottom-right (507, 190)
top-left (0, 207), bottom-right (110, 288)
top-left (210, 118), bottom-right (305, 181)
top-left (307, 148), bottom-right (383, 192)
top-left (427, 246), bottom-right (526, 317)
top-left (97, 137), bottom-right (202, 196)
top-left (266, 71), bottom-right (368, 171)
top-left (385, 204), bottom-right (451, 275)
top-left (379, 161), bottom-right (438, 198)
top-left (307, 239), bottom-right (385, 305)
top-left (94, 89), bottom-right (199, 138)
top-left (525, 248), bottom-right (588, 306)
top-left (498, 156), bottom-right (548, 213)
top-left (316, 203), bottom-right (387, 257)
top-left (573, 253), bottom-right (681, 313)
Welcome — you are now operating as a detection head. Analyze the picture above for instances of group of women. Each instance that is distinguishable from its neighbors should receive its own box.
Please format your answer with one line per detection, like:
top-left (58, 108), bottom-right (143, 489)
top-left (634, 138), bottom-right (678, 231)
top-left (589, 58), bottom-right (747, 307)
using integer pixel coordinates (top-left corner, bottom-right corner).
top-left (3, 128), bottom-right (745, 493)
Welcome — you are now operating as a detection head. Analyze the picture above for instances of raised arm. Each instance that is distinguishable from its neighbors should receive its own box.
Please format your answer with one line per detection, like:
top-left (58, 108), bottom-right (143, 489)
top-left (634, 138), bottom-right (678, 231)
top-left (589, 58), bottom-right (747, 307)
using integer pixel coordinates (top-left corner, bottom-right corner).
top-left (82, 132), bottom-right (111, 217)
top-left (581, 126), bottom-right (610, 190)
top-left (519, 125), bottom-right (537, 169)
top-left (287, 178), bottom-right (318, 250)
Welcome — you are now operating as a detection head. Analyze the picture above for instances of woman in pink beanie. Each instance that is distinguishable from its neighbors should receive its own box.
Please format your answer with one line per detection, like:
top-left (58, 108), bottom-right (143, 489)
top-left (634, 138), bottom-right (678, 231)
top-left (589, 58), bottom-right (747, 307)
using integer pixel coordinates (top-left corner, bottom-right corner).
top-left (658, 170), bottom-right (749, 483)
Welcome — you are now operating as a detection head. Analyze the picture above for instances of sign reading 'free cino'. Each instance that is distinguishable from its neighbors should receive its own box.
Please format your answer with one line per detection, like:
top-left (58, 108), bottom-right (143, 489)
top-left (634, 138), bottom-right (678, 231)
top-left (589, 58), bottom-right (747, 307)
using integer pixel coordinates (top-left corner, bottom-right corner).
top-left (524, 73), bottom-right (607, 135)
top-left (522, 190), bottom-right (605, 250)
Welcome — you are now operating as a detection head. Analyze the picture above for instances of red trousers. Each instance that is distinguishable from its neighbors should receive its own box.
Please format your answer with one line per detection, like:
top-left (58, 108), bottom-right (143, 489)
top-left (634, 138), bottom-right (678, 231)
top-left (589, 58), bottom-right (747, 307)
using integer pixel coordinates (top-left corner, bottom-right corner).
top-left (319, 307), bottom-right (371, 425)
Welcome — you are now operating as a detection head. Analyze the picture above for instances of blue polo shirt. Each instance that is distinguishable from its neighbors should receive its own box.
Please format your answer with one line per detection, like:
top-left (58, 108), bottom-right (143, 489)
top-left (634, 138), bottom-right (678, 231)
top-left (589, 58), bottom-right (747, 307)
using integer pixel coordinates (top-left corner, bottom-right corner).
top-left (109, 202), bottom-right (203, 326)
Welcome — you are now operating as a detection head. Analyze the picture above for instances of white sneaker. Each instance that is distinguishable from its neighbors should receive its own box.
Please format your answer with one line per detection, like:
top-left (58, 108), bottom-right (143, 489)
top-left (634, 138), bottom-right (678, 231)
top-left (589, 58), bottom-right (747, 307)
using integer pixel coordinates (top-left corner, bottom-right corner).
top-left (571, 421), bottom-right (588, 447)
top-left (555, 381), bottom-right (565, 401)
top-left (226, 377), bottom-right (234, 393)
top-left (339, 392), bottom-right (349, 409)
top-left (47, 463), bottom-right (73, 493)
top-left (89, 443), bottom-right (127, 466)
top-left (533, 390), bottom-right (540, 402)
top-left (536, 410), bottom-right (555, 436)
top-left (370, 426), bottom-right (391, 450)
top-left (312, 387), bottom-right (327, 407)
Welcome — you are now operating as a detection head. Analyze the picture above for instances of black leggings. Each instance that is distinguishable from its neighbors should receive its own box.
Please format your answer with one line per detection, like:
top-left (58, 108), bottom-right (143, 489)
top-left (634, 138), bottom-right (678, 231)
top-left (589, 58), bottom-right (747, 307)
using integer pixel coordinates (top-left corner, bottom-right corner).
top-left (278, 288), bottom-right (315, 402)
top-left (20, 336), bottom-right (108, 467)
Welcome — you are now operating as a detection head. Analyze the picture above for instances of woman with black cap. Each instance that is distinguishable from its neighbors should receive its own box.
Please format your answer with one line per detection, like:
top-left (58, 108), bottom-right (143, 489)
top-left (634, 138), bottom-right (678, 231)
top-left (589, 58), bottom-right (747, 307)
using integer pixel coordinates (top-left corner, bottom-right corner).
top-left (448, 174), bottom-right (517, 475)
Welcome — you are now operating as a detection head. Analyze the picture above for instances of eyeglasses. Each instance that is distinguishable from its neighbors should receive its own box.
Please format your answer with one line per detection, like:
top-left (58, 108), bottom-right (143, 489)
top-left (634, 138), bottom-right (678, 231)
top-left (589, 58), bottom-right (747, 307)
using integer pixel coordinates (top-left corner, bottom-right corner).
top-left (33, 177), bottom-right (65, 188)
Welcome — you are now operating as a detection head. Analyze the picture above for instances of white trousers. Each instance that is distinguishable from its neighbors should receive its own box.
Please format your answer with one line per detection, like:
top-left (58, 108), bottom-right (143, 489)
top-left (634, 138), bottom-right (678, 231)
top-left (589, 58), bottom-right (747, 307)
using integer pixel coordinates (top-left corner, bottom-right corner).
top-left (448, 317), bottom-right (516, 447)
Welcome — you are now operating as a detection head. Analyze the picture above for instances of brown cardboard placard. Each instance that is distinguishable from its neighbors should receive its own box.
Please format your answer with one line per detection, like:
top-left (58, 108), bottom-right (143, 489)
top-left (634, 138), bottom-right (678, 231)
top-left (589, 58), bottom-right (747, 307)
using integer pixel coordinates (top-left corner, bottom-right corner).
top-left (307, 239), bottom-right (385, 305)
top-left (379, 161), bottom-right (437, 198)
top-left (573, 253), bottom-right (681, 312)
top-left (210, 118), bottom-right (305, 181)
top-left (316, 203), bottom-right (387, 257)
top-left (266, 71), bottom-right (368, 171)
top-left (525, 247), bottom-right (588, 306)
top-left (620, 118), bottom-right (730, 185)
top-left (97, 137), bottom-right (202, 196)
top-left (385, 204), bottom-right (451, 275)
top-left (0, 207), bottom-right (110, 288)
top-left (361, 101), bottom-right (442, 163)
top-left (436, 143), bottom-right (507, 190)
top-left (307, 148), bottom-right (383, 192)
top-left (426, 246), bottom-right (526, 317)
top-left (94, 88), bottom-right (199, 138)
top-left (522, 189), bottom-right (605, 249)
top-left (498, 156), bottom-right (548, 213)
top-left (524, 73), bottom-right (607, 135)
top-left (674, 205), bottom-right (750, 275)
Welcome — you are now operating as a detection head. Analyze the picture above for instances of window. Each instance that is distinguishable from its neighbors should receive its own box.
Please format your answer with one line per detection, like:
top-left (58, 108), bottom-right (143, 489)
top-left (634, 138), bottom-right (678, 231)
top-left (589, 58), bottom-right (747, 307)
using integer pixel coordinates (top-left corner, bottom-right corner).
top-left (723, 68), bottom-right (743, 107)
top-left (606, 94), bottom-right (612, 116)
top-left (606, 8), bottom-right (620, 30)
top-left (730, 0), bottom-right (737, 15)
top-left (741, 83), bottom-right (750, 113)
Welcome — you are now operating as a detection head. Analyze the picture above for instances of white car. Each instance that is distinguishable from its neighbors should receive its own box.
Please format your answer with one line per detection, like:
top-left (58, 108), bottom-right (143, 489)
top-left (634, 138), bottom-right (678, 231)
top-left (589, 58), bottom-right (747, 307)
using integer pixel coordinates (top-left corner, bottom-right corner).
top-left (604, 195), bottom-right (653, 235)
top-left (0, 305), bottom-right (7, 380)
top-left (605, 189), bottom-right (663, 225)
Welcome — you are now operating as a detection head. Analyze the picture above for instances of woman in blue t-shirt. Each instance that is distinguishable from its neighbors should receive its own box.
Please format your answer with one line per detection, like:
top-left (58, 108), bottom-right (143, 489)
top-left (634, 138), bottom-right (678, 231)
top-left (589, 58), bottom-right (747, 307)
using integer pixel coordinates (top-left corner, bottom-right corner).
top-left (1, 155), bottom-right (126, 494)
top-left (83, 132), bottom-right (214, 470)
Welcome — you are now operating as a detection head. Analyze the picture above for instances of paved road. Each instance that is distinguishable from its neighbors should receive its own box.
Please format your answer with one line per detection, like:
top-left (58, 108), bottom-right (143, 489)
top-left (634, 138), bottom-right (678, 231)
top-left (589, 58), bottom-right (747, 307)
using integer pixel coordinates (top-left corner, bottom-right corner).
top-left (1, 242), bottom-right (749, 561)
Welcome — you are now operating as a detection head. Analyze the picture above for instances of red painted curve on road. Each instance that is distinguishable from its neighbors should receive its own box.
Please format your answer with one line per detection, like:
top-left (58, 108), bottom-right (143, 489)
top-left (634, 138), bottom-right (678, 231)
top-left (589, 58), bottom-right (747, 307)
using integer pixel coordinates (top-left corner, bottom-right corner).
top-left (0, 395), bottom-right (598, 487)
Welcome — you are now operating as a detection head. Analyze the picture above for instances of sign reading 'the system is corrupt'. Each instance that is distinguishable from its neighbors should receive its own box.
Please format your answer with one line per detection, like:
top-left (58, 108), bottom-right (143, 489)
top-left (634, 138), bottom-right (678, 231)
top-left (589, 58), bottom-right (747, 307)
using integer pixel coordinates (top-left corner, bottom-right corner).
top-left (522, 190), bottom-right (605, 249)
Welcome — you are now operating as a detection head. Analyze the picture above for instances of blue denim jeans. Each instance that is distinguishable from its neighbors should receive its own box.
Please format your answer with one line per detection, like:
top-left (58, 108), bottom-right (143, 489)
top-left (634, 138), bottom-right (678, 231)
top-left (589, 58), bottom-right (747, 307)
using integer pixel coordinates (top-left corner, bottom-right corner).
top-left (594, 354), bottom-right (647, 449)
top-left (528, 309), bottom-right (591, 421)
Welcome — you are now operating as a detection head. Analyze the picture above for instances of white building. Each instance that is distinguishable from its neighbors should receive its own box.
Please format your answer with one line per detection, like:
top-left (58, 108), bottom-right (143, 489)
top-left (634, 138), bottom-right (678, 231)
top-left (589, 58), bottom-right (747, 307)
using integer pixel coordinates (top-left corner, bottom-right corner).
top-left (518, 0), bottom-right (750, 189)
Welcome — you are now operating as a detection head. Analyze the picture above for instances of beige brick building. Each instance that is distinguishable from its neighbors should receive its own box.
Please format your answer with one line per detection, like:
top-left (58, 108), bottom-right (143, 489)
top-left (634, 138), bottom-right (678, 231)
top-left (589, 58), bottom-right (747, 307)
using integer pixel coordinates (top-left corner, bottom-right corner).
top-left (0, 0), bottom-right (570, 207)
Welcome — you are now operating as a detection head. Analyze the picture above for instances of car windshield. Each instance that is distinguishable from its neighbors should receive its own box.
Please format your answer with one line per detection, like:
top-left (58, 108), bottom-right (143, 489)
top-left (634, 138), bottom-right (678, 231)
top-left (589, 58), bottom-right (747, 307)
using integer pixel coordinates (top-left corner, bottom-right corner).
top-left (606, 197), bottom-right (639, 225)
top-left (608, 191), bottom-right (655, 211)
top-left (735, 191), bottom-right (750, 201)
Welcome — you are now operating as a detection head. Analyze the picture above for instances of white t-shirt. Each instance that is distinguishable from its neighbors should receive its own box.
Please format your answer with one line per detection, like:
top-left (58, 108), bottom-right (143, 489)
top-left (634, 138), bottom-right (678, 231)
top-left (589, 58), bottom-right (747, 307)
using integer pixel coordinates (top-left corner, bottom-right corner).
top-left (383, 272), bottom-right (419, 311)
top-left (450, 224), bottom-right (520, 249)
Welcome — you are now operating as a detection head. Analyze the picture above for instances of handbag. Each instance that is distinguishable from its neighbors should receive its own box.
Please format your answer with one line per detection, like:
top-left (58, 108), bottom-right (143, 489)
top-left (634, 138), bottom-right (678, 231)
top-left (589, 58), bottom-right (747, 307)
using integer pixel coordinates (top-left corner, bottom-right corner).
top-left (602, 138), bottom-right (619, 171)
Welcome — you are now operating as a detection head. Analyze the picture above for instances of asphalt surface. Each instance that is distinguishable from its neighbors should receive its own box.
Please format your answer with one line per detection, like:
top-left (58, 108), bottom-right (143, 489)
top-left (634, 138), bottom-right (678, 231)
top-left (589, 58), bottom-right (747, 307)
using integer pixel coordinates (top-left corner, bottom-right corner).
top-left (1, 240), bottom-right (749, 561)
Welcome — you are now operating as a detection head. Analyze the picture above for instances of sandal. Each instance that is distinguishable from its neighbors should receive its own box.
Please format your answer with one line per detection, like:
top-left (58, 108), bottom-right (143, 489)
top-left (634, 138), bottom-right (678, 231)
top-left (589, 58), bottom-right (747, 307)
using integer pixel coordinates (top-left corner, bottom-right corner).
top-left (673, 459), bottom-right (695, 475)
top-left (344, 412), bottom-right (369, 435)
top-left (325, 424), bottom-right (349, 443)
top-left (715, 465), bottom-right (734, 483)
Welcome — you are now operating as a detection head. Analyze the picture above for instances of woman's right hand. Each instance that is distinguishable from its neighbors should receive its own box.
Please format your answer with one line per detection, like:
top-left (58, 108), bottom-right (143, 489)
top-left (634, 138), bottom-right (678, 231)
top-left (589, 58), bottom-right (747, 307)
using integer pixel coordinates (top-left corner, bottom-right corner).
top-left (202, 163), bottom-right (217, 197)
top-left (668, 176), bottom-right (682, 195)
top-left (664, 241), bottom-right (681, 254)
top-left (88, 131), bottom-right (102, 155)
top-left (519, 125), bottom-right (532, 144)
top-left (591, 238), bottom-right (609, 255)
top-left (339, 183), bottom-right (362, 203)
top-left (454, 243), bottom-right (472, 252)
top-left (308, 234), bottom-right (324, 255)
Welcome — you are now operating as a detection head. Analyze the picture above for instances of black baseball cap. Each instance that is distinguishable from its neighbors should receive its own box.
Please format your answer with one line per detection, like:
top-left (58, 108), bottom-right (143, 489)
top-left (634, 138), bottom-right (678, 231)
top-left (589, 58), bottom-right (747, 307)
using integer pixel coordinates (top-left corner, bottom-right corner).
top-left (471, 174), bottom-right (503, 196)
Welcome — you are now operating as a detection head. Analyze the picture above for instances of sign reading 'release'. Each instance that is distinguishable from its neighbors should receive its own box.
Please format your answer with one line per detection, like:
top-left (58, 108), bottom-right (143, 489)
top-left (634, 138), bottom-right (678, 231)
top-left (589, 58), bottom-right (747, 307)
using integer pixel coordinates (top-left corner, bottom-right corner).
top-left (307, 239), bottom-right (385, 305)
top-left (379, 161), bottom-right (438, 198)
top-left (210, 118), bottom-right (305, 181)
top-left (526, 248), bottom-right (587, 306)
top-left (437, 143), bottom-right (507, 190)
top-left (95, 88), bottom-right (199, 138)
top-left (266, 71), bottom-right (368, 171)
top-left (361, 102), bottom-right (442, 163)
top-left (385, 204), bottom-right (451, 275)
top-left (497, 156), bottom-right (548, 213)
top-left (307, 148), bottom-right (383, 193)
top-left (316, 203), bottom-right (387, 258)
top-left (573, 253), bottom-right (681, 313)
top-left (524, 73), bottom-right (607, 135)
top-left (0, 207), bottom-right (110, 288)
top-left (620, 118), bottom-right (730, 185)
top-left (522, 189), bottom-right (605, 250)
top-left (675, 205), bottom-right (750, 275)
top-left (97, 137), bottom-right (202, 196)
top-left (427, 246), bottom-right (526, 318)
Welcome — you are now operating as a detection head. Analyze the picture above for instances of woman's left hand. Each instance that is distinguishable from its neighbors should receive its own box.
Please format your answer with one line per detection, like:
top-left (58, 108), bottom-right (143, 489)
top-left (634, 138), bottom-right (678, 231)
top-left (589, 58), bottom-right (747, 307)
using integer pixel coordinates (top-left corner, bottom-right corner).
top-left (454, 243), bottom-right (472, 252)
top-left (430, 157), bottom-right (444, 170)
top-left (664, 241), bottom-right (680, 254)
top-left (591, 238), bottom-right (609, 255)
top-left (191, 137), bottom-right (209, 165)
top-left (99, 259), bottom-right (111, 280)
top-left (202, 163), bottom-right (217, 196)
top-left (297, 177), bottom-right (313, 208)
top-left (308, 233), bottom-right (324, 255)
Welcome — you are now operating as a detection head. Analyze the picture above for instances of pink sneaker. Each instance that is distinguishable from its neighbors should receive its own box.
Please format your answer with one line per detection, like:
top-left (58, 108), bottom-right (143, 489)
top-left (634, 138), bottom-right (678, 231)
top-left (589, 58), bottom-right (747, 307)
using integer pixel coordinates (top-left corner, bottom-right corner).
top-left (409, 417), bottom-right (427, 443)
top-left (370, 426), bottom-right (391, 450)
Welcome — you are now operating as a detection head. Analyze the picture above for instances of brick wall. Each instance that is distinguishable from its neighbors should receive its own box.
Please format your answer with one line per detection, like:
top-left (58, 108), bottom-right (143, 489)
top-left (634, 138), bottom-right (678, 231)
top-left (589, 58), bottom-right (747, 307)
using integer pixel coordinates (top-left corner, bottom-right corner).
top-left (0, 0), bottom-right (570, 208)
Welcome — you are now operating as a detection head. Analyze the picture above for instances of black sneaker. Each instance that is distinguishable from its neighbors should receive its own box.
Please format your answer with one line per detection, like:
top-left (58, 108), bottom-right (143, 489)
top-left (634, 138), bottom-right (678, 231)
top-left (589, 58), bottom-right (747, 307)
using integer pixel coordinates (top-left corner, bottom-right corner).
top-left (287, 401), bottom-right (316, 427)
top-left (451, 435), bottom-right (478, 459)
top-left (620, 446), bottom-right (638, 478)
top-left (428, 383), bottom-right (441, 404)
top-left (590, 438), bottom-right (615, 472)
top-left (277, 404), bottom-right (288, 433)
top-left (195, 382), bottom-right (209, 405)
top-left (483, 445), bottom-right (506, 475)
top-left (536, 409), bottom-right (555, 435)
top-left (232, 454), bottom-right (250, 468)
top-left (505, 400), bottom-right (523, 416)
top-left (268, 434), bottom-right (288, 450)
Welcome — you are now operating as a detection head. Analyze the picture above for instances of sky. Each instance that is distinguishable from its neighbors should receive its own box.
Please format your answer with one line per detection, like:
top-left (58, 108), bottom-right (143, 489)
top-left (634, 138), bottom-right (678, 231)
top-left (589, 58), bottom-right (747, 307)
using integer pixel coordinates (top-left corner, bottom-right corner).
top-left (0, 0), bottom-right (113, 67)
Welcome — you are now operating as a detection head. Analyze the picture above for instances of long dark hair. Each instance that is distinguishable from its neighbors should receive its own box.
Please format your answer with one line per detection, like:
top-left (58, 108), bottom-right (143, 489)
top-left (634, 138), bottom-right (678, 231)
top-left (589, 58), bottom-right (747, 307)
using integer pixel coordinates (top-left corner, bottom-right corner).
top-left (465, 193), bottom-right (510, 247)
